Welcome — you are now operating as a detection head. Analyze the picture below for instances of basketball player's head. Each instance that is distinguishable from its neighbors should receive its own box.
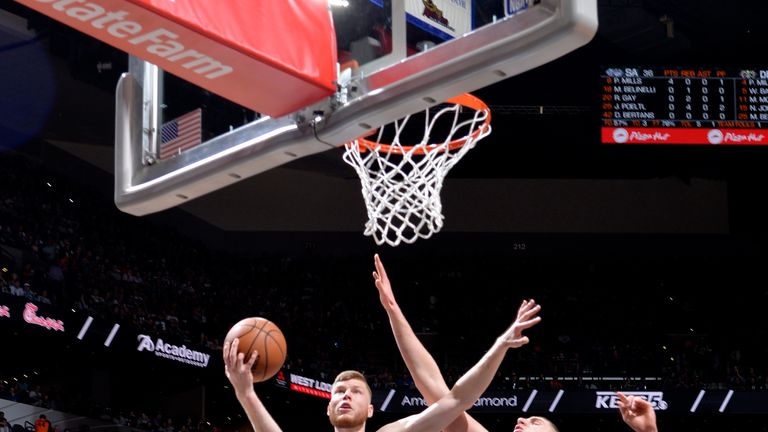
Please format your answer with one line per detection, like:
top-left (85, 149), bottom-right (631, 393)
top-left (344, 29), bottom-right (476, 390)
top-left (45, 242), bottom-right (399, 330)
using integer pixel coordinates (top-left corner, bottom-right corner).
top-left (327, 370), bottom-right (373, 428)
top-left (514, 416), bottom-right (559, 432)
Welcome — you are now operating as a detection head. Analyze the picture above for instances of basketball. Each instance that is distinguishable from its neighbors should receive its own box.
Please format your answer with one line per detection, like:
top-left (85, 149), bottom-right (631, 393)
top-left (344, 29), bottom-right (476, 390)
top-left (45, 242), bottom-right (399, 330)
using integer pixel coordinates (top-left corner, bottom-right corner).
top-left (224, 317), bottom-right (287, 383)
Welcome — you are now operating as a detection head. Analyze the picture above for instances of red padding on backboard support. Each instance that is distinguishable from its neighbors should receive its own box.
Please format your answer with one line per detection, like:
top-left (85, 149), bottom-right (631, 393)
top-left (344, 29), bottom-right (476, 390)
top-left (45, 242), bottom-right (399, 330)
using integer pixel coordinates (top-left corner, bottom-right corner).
top-left (16, 0), bottom-right (337, 117)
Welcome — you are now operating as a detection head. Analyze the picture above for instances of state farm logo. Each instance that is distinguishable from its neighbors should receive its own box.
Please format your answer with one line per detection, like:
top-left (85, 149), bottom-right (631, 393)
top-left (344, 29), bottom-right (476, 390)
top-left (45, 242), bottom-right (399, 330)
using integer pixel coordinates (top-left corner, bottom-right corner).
top-left (27, 0), bottom-right (232, 80)
top-left (595, 391), bottom-right (668, 410)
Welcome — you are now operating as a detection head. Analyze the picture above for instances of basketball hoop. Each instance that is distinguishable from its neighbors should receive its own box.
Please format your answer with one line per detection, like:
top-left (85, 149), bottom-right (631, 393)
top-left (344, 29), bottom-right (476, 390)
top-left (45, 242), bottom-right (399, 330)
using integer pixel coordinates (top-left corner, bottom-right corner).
top-left (343, 93), bottom-right (491, 247)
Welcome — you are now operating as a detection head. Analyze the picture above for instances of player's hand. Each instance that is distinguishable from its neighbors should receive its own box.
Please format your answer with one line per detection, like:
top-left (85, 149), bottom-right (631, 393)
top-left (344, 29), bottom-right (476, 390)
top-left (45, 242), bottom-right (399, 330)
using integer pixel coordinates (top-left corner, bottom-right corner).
top-left (617, 392), bottom-right (658, 432)
top-left (497, 299), bottom-right (541, 349)
top-left (223, 338), bottom-right (257, 397)
top-left (373, 254), bottom-right (398, 310)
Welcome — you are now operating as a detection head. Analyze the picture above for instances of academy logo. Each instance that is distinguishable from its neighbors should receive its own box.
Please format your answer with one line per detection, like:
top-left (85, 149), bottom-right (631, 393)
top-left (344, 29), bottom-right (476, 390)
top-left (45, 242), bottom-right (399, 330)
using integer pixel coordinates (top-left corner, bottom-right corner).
top-left (137, 334), bottom-right (211, 368)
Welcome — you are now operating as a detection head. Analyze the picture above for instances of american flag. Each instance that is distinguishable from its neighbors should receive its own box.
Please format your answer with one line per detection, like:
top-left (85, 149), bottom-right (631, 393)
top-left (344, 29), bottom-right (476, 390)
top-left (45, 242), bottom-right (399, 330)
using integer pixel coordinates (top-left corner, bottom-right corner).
top-left (159, 108), bottom-right (202, 160)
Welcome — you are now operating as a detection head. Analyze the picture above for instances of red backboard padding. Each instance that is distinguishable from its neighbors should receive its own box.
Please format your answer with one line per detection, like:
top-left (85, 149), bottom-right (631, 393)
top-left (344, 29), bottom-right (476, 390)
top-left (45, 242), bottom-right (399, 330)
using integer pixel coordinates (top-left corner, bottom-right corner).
top-left (17, 0), bottom-right (338, 117)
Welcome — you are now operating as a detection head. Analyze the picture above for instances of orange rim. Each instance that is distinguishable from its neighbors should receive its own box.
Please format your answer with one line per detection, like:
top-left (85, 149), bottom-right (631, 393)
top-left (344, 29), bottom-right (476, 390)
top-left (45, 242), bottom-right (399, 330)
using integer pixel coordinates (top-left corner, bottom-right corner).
top-left (351, 93), bottom-right (491, 155)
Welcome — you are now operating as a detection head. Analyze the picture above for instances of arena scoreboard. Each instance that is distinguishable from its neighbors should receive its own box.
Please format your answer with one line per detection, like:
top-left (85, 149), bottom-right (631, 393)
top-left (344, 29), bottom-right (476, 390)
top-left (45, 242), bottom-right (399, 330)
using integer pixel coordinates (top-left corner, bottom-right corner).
top-left (601, 67), bottom-right (768, 145)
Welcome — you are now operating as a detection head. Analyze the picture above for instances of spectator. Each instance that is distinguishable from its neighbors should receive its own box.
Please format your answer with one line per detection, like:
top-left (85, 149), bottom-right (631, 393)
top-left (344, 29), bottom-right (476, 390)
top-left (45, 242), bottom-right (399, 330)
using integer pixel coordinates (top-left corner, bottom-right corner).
top-left (27, 386), bottom-right (42, 406)
top-left (34, 415), bottom-right (52, 432)
top-left (0, 411), bottom-right (11, 432)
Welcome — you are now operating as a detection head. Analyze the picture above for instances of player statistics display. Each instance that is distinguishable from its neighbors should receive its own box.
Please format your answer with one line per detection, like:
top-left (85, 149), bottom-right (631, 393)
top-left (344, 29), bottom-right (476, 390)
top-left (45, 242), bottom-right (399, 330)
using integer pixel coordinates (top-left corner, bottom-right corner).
top-left (601, 67), bottom-right (768, 145)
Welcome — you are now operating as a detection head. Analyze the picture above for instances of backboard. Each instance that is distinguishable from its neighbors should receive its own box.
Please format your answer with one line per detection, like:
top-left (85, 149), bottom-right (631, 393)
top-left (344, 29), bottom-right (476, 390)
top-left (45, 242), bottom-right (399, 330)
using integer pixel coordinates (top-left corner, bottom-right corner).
top-left (115, 0), bottom-right (598, 216)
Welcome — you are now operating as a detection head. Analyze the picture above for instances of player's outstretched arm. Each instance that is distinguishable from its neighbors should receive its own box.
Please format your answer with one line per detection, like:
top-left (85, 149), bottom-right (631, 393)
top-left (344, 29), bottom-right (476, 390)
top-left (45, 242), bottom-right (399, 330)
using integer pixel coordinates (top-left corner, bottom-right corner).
top-left (617, 392), bottom-right (658, 432)
top-left (223, 339), bottom-right (283, 432)
top-left (377, 299), bottom-right (542, 432)
top-left (373, 254), bottom-right (486, 432)
top-left (373, 254), bottom-right (452, 402)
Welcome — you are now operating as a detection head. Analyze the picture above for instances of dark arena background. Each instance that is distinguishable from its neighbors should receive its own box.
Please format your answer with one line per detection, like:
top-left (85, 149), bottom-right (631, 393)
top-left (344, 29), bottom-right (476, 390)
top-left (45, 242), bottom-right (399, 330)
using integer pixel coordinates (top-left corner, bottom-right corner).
top-left (2, 0), bottom-right (768, 431)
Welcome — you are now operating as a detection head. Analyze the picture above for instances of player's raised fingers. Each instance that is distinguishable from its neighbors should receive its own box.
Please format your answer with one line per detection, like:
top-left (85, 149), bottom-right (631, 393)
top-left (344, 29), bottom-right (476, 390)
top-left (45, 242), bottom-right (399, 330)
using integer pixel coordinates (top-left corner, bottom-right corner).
top-left (519, 303), bottom-right (541, 321)
top-left (229, 338), bottom-right (240, 365)
top-left (222, 340), bottom-right (231, 362)
top-left (245, 350), bottom-right (259, 370)
top-left (375, 254), bottom-right (388, 278)
top-left (518, 315), bottom-right (542, 329)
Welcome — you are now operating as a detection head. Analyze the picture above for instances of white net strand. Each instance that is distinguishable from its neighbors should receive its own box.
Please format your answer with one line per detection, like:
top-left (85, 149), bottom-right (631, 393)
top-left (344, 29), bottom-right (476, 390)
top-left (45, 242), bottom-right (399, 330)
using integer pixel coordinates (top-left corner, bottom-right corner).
top-left (343, 97), bottom-right (491, 246)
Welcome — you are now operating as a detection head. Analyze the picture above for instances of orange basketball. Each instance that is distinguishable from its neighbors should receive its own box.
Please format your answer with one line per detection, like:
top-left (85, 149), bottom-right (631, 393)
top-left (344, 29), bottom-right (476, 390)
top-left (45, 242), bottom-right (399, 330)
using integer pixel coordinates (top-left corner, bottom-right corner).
top-left (224, 317), bottom-right (287, 383)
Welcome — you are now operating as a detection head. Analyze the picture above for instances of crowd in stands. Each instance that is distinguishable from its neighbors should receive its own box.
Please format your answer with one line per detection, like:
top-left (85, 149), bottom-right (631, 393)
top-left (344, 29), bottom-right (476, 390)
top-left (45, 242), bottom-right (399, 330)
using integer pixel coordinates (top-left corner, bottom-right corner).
top-left (1, 154), bottom-right (767, 429)
top-left (0, 371), bottom-right (215, 432)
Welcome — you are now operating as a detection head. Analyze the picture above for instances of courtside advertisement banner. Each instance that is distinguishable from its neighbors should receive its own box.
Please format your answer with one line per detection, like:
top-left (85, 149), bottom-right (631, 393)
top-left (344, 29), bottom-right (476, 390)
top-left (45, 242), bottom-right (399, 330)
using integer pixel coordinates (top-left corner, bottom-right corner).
top-left (275, 370), bottom-right (332, 399)
top-left (14, 0), bottom-right (337, 116)
top-left (1, 293), bottom-right (217, 371)
top-left (0, 293), bottom-right (66, 332)
top-left (135, 334), bottom-right (211, 368)
top-left (370, 389), bottom-right (768, 414)
top-left (405, 0), bottom-right (473, 40)
top-left (3, 293), bottom-right (768, 414)
top-left (267, 366), bottom-right (768, 414)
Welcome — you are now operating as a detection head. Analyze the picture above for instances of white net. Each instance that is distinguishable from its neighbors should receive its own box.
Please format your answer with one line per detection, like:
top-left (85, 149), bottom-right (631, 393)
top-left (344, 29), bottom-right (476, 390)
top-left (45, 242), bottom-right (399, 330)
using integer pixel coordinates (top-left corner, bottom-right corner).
top-left (343, 93), bottom-right (491, 247)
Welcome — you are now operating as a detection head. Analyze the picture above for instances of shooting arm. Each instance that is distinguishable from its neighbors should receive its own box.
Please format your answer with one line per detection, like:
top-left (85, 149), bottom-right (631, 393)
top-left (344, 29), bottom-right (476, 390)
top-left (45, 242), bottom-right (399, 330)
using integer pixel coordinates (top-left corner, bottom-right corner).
top-left (234, 389), bottom-right (283, 432)
top-left (224, 339), bottom-right (283, 432)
